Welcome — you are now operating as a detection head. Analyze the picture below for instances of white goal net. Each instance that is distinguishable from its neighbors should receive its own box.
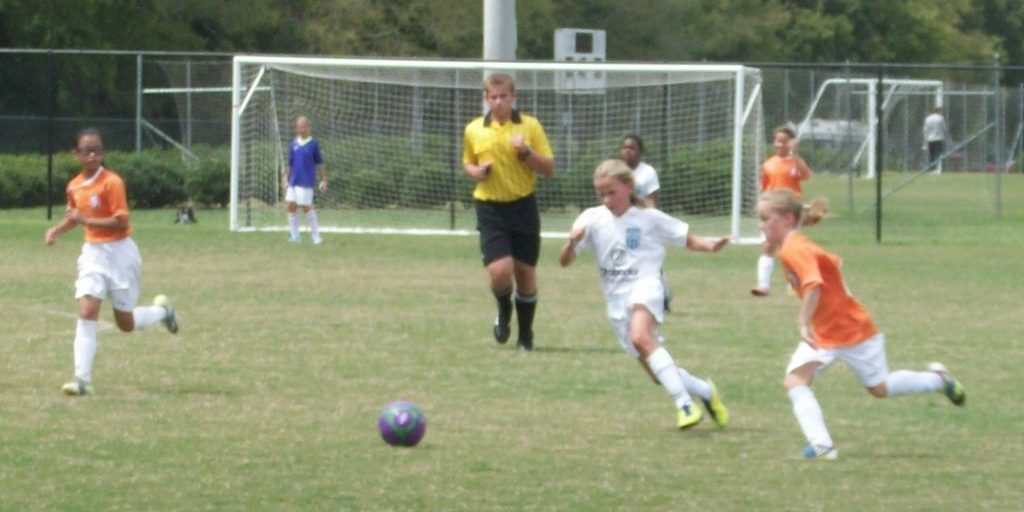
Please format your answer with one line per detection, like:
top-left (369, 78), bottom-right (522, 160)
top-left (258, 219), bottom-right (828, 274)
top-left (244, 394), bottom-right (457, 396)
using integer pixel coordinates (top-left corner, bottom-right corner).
top-left (231, 56), bottom-right (764, 241)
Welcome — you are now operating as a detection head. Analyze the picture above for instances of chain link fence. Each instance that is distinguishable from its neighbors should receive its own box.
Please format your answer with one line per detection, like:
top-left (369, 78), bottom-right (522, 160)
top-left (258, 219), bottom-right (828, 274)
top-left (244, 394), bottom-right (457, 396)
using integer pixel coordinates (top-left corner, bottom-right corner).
top-left (1, 49), bottom-right (1021, 241)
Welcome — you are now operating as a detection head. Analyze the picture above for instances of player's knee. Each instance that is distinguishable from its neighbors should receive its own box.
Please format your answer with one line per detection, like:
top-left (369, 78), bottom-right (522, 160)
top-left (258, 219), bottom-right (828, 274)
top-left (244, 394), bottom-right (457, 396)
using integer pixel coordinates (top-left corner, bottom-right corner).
top-left (783, 373), bottom-right (806, 390)
top-left (113, 312), bottom-right (135, 332)
top-left (631, 334), bottom-right (655, 355)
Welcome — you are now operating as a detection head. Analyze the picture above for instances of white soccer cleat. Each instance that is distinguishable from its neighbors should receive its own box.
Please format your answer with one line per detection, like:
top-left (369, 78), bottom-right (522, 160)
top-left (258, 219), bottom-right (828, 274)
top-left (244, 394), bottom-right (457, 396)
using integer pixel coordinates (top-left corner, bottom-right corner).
top-left (62, 378), bottom-right (94, 396)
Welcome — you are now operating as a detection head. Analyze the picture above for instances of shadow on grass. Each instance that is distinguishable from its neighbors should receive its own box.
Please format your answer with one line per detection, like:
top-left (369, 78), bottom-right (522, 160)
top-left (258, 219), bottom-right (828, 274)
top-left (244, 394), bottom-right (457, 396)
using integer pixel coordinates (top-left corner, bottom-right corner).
top-left (503, 345), bottom-right (622, 355)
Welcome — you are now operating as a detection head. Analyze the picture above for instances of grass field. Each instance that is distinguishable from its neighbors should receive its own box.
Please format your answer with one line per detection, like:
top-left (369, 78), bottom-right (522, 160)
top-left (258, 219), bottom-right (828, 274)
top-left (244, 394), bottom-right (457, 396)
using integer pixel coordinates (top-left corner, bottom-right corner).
top-left (1, 173), bottom-right (1022, 511)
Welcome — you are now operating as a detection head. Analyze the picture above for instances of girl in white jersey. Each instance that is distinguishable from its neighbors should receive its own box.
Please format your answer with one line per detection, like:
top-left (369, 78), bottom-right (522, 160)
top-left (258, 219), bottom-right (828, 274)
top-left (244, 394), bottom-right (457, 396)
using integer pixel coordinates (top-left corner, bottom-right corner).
top-left (558, 159), bottom-right (730, 430)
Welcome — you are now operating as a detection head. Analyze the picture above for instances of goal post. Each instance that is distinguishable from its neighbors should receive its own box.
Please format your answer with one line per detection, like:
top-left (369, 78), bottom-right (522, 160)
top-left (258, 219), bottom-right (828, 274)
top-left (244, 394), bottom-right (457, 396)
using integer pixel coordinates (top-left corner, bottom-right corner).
top-left (230, 56), bottom-right (765, 242)
top-left (797, 78), bottom-right (944, 178)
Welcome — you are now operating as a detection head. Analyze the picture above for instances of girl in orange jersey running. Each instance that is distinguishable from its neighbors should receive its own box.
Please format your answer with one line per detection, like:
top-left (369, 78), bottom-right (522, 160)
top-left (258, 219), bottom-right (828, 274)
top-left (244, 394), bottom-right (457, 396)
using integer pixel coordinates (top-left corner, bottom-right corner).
top-left (752, 126), bottom-right (812, 297)
top-left (45, 128), bottom-right (179, 397)
top-left (756, 189), bottom-right (966, 459)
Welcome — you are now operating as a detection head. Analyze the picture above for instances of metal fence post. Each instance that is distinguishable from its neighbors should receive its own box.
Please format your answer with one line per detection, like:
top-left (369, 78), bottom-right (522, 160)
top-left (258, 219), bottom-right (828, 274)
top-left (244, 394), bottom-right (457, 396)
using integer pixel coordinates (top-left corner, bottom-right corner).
top-left (875, 64), bottom-right (884, 243)
top-left (135, 53), bottom-right (142, 160)
top-left (46, 49), bottom-right (55, 220)
top-left (993, 55), bottom-right (1003, 215)
top-left (844, 60), bottom-right (854, 211)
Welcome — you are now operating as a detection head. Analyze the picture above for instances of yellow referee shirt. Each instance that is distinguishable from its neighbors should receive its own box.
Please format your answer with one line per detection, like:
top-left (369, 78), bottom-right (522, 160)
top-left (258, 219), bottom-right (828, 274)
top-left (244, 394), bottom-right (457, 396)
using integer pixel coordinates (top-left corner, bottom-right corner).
top-left (463, 110), bottom-right (554, 202)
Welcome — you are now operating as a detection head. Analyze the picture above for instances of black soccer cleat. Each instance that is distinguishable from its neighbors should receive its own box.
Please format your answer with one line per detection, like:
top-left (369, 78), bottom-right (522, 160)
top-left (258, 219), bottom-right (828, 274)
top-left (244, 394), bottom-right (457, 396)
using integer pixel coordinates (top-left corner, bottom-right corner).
top-left (493, 316), bottom-right (511, 344)
top-left (517, 332), bottom-right (533, 351)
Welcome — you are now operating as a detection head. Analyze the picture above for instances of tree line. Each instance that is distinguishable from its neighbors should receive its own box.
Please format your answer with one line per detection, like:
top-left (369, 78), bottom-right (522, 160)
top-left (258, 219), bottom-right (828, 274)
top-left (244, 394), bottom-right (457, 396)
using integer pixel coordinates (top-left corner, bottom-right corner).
top-left (2, 0), bottom-right (1023, 125)
top-left (3, 0), bottom-right (1023, 64)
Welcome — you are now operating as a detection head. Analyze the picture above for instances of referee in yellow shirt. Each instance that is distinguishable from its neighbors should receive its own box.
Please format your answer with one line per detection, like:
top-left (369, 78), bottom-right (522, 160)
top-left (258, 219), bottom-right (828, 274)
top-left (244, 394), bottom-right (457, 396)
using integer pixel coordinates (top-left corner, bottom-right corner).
top-left (463, 73), bottom-right (555, 351)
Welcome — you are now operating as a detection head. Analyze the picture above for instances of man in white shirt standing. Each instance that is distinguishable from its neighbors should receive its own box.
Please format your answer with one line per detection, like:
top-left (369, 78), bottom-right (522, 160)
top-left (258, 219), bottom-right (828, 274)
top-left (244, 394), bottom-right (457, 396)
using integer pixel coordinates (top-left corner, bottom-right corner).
top-left (922, 107), bottom-right (948, 173)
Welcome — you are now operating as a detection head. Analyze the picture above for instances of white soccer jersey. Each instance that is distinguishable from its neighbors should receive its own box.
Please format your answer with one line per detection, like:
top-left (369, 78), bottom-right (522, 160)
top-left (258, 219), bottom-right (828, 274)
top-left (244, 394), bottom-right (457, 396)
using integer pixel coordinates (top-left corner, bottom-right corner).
top-left (572, 205), bottom-right (688, 297)
top-left (632, 162), bottom-right (661, 199)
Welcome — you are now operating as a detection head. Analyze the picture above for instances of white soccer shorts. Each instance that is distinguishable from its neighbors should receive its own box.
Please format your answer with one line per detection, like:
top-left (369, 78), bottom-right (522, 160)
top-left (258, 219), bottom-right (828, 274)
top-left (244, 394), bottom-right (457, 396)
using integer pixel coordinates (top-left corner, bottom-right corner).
top-left (74, 237), bottom-right (142, 312)
top-left (605, 277), bottom-right (667, 358)
top-left (785, 332), bottom-right (889, 388)
top-left (285, 186), bottom-right (315, 206)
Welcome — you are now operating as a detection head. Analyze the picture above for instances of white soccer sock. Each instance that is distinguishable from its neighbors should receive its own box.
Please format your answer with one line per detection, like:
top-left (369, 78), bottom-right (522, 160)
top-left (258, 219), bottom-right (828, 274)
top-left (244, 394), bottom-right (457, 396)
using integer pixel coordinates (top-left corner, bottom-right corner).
top-left (306, 210), bottom-right (320, 238)
top-left (884, 370), bottom-right (944, 396)
top-left (788, 385), bottom-right (833, 449)
top-left (646, 347), bottom-right (694, 409)
top-left (288, 213), bottom-right (300, 238)
top-left (73, 319), bottom-right (98, 383)
top-left (132, 305), bottom-right (166, 330)
top-left (757, 255), bottom-right (775, 290)
top-left (677, 367), bottom-right (711, 401)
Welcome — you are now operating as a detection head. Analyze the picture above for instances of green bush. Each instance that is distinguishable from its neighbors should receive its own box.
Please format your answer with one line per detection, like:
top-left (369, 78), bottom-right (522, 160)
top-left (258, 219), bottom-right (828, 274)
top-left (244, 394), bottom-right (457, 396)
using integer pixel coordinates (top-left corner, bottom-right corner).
top-left (0, 148), bottom-right (232, 209)
top-left (534, 172), bottom-right (566, 210)
top-left (399, 164), bottom-right (457, 208)
top-left (102, 150), bottom-right (188, 208)
top-left (661, 139), bottom-right (734, 215)
top-left (537, 142), bottom-right (611, 211)
top-left (346, 168), bottom-right (398, 208)
top-left (185, 147), bottom-right (230, 207)
top-left (0, 153), bottom-right (70, 208)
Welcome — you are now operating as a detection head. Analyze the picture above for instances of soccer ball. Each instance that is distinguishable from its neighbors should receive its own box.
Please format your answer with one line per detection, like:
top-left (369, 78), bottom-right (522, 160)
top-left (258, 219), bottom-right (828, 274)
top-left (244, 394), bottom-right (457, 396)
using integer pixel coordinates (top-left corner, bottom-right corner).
top-left (378, 400), bottom-right (426, 447)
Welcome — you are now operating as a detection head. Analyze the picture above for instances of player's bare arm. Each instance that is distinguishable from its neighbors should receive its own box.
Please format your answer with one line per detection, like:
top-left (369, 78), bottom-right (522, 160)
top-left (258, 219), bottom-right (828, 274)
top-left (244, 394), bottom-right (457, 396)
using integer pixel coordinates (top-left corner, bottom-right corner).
top-left (798, 286), bottom-right (821, 347)
top-left (789, 138), bottom-right (812, 180)
top-left (318, 166), bottom-right (328, 192)
top-left (67, 210), bottom-right (129, 231)
top-left (44, 215), bottom-right (78, 245)
top-left (463, 161), bottom-right (492, 181)
top-left (558, 227), bottom-right (585, 267)
top-left (511, 133), bottom-right (554, 178)
top-left (685, 235), bottom-right (730, 253)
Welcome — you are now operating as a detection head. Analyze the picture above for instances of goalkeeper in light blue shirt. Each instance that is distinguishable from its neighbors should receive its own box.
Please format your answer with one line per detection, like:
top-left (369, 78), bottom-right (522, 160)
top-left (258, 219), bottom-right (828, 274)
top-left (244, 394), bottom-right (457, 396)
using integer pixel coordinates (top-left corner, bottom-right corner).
top-left (285, 116), bottom-right (328, 244)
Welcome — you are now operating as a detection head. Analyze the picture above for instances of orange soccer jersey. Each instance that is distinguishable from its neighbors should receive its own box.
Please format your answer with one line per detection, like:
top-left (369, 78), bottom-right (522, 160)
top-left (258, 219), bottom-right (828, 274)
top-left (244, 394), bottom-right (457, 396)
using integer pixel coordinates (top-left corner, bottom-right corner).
top-left (778, 232), bottom-right (877, 348)
top-left (66, 167), bottom-right (131, 243)
top-left (761, 155), bottom-right (807, 197)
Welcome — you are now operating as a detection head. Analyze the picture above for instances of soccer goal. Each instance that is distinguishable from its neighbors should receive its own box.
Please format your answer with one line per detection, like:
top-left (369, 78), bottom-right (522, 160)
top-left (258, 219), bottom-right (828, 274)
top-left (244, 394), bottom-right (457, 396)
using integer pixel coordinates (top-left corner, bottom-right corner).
top-left (796, 78), bottom-right (944, 178)
top-left (230, 56), bottom-right (765, 242)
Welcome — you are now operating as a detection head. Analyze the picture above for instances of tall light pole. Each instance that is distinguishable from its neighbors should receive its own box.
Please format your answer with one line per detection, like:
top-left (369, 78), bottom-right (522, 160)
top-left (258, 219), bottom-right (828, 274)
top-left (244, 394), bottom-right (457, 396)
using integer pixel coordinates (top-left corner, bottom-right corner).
top-left (483, 0), bottom-right (517, 61)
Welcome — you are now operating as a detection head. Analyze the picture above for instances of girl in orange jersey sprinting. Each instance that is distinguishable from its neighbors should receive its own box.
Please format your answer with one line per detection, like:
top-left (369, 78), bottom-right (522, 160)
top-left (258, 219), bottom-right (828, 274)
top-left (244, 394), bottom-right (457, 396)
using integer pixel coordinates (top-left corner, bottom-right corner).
top-left (752, 126), bottom-right (812, 297)
top-left (45, 128), bottom-right (179, 396)
top-left (756, 189), bottom-right (966, 459)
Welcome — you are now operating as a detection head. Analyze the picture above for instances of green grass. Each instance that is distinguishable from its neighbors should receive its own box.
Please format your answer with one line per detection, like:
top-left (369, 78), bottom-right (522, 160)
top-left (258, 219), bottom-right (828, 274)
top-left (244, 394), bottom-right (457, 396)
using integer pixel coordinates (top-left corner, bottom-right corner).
top-left (1, 172), bottom-right (1022, 511)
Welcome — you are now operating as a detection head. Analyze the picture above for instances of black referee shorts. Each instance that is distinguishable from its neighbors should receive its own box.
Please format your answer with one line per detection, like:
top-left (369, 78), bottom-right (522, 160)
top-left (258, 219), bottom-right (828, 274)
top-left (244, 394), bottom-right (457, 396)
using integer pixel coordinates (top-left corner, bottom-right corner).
top-left (475, 194), bottom-right (541, 267)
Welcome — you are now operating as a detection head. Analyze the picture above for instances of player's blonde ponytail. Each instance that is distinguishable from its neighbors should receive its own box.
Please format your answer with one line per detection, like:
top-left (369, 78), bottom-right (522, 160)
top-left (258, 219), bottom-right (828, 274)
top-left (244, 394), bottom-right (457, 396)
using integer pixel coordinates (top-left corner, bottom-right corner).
top-left (801, 198), bottom-right (829, 227)
top-left (758, 189), bottom-right (827, 226)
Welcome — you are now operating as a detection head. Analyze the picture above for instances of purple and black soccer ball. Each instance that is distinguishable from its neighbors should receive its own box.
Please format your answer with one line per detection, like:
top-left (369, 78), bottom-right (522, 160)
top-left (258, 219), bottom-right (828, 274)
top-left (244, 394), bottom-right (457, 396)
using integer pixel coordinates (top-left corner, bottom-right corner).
top-left (378, 400), bottom-right (426, 447)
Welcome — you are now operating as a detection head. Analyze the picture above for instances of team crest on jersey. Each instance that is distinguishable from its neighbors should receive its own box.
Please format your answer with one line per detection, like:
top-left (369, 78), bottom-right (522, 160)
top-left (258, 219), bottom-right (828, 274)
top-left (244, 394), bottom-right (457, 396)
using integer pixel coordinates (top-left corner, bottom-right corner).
top-left (610, 246), bottom-right (627, 266)
top-left (89, 193), bottom-right (100, 209)
top-left (625, 227), bottom-right (641, 249)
